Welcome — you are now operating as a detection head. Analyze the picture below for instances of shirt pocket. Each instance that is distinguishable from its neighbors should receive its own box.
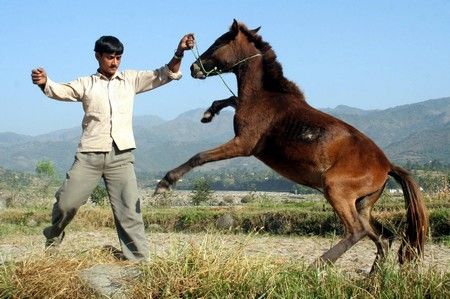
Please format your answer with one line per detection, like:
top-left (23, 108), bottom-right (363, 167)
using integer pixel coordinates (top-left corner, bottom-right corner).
top-left (116, 83), bottom-right (135, 113)
top-left (83, 84), bottom-right (110, 113)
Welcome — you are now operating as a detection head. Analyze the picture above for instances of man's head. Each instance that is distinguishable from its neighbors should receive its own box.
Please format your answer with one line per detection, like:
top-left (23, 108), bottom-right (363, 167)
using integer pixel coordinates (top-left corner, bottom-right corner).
top-left (94, 36), bottom-right (123, 78)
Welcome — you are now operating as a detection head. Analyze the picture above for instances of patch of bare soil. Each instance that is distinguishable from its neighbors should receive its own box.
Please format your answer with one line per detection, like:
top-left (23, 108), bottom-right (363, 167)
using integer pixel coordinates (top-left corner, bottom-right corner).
top-left (1, 229), bottom-right (449, 274)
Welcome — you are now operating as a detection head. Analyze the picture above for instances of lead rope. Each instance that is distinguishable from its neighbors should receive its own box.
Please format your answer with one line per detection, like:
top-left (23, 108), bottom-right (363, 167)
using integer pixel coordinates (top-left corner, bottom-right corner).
top-left (190, 41), bottom-right (262, 97)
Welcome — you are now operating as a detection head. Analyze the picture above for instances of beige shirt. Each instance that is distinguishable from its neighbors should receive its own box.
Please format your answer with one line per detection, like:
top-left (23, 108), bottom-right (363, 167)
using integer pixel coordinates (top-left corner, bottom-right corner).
top-left (43, 65), bottom-right (181, 152)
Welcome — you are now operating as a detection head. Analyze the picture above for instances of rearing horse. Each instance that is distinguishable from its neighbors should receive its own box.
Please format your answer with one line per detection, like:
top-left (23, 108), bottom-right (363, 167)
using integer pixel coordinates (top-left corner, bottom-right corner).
top-left (155, 20), bottom-right (428, 269)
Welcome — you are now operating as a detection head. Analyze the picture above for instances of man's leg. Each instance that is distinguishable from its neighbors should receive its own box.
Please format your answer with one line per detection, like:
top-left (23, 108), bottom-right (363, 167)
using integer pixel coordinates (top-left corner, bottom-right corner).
top-left (104, 146), bottom-right (148, 261)
top-left (44, 152), bottom-right (102, 246)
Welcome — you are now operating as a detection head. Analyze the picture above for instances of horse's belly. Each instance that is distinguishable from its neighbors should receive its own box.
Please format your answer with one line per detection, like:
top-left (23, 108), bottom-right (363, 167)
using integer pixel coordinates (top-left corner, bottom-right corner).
top-left (255, 152), bottom-right (324, 188)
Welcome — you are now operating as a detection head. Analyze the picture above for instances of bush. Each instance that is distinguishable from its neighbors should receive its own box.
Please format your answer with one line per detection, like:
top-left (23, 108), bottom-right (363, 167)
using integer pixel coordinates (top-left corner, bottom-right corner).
top-left (90, 184), bottom-right (108, 206)
top-left (190, 178), bottom-right (213, 206)
top-left (429, 209), bottom-right (450, 240)
top-left (240, 192), bottom-right (257, 204)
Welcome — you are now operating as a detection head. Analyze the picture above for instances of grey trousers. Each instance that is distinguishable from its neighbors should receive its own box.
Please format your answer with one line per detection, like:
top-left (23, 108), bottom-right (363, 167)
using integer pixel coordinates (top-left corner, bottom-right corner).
top-left (43, 144), bottom-right (148, 260)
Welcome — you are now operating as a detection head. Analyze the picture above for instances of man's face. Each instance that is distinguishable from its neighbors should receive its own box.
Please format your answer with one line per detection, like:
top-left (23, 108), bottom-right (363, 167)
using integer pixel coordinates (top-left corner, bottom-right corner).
top-left (96, 52), bottom-right (122, 78)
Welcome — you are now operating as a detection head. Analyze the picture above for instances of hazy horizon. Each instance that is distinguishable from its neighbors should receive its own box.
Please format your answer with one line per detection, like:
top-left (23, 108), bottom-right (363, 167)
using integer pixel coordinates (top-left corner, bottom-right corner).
top-left (2, 96), bottom-right (448, 137)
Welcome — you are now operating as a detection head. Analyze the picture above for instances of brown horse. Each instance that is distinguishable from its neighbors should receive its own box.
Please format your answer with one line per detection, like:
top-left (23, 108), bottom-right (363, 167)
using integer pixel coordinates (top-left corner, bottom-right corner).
top-left (155, 20), bottom-right (428, 269)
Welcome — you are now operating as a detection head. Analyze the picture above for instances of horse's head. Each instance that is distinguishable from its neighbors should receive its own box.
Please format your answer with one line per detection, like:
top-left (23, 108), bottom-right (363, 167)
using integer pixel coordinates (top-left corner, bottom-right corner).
top-left (191, 19), bottom-right (261, 79)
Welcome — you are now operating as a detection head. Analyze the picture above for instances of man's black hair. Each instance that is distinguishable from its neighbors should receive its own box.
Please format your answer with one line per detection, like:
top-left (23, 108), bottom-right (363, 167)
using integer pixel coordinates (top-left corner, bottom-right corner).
top-left (94, 36), bottom-right (124, 54)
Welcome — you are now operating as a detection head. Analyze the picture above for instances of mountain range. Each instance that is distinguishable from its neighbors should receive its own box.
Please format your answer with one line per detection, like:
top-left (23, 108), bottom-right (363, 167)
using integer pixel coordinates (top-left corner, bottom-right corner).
top-left (1, 97), bottom-right (449, 174)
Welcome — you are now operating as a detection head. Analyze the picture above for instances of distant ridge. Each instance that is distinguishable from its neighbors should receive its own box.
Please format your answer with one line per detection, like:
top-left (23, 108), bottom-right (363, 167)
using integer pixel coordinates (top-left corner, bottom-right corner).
top-left (0, 97), bottom-right (449, 173)
top-left (322, 104), bottom-right (377, 116)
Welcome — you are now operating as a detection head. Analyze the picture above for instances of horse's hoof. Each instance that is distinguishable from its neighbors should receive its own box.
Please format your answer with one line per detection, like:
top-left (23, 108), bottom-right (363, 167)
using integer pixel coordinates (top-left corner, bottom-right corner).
top-left (309, 257), bottom-right (328, 270)
top-left (153, 180), bottom-right (171, 195)
top-left (201, 112), bottom-right (213, 123)
top-left (153, 187), bottom-right (167, 196)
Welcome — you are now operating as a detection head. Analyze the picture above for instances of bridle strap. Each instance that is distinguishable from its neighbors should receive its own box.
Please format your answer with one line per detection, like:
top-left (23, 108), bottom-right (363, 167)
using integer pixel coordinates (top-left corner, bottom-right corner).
top-left (191, 41), bottom-right (262, 97)
top-left (228, 53), bottom-right (263, 71)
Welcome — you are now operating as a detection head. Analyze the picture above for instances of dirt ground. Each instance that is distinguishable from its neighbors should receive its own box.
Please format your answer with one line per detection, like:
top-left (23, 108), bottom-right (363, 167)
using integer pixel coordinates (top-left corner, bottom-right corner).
top-left (1, 229), bottom-right (449, 274)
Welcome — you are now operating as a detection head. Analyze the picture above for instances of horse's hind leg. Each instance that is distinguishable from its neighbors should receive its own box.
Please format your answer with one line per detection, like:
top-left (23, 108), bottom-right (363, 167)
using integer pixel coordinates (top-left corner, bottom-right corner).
top-left (317, 187), bottom-right (368, 264)
top-left (357, 188), bottom-right (395, 272)
top-left (368, 218), bottom-right (395, 271)
top-left (201, 96), bottom-right (237, 123)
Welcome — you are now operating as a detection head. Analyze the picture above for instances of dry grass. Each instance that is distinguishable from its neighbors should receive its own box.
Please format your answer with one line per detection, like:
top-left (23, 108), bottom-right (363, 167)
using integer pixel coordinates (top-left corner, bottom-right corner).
top-left (1, 233), bottom-right (449, 298)
top-left (129, 235), bottom-right (449, 298)
top-left (0, 192), bottom-right (448, 298)
top-left (0, 246), bottom-right (120, 298)
top-left (131, 234), bottom-right (282, 298)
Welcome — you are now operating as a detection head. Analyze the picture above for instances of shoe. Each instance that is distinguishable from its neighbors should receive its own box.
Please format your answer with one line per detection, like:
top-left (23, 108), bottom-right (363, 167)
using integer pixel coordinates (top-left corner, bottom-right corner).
top-left (44, 228), bottom-right (65, 248)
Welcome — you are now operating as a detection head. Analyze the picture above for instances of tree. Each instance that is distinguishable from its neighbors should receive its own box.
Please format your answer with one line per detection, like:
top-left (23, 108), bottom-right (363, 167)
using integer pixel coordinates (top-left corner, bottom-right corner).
top-left (35, 160), bottom-right (57, 181)
top-left (190, 178), bottom-right (213, 205)
top-left (35, 160), bottom-right (58, 197)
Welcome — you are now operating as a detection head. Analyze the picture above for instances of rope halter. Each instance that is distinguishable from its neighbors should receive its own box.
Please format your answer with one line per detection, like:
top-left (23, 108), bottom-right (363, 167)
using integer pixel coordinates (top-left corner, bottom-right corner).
top-left (190, 41), bottom-right (262, 97)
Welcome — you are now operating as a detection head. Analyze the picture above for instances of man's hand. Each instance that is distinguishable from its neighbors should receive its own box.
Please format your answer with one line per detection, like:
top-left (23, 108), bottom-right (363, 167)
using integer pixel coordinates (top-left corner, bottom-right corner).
top-left (176, 33), bottom-right (195, 55)
top-left (168, 34), bottom-right (195, 73)
top-left (31, 68), bottom-right (47, 87)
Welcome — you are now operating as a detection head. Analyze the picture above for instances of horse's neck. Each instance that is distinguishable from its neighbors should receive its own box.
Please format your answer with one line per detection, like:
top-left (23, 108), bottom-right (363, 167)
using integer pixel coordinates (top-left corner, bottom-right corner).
top-left (236, 65), bottom-right (263, 100)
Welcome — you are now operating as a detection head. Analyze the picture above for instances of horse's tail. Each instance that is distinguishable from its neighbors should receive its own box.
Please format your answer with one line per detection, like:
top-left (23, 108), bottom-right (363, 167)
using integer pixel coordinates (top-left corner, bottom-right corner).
top-left (389, 165), bottom-right (428, 263)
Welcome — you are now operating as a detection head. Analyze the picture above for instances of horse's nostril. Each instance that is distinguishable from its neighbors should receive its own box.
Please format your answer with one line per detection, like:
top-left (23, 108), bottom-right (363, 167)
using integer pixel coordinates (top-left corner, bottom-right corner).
top-left (193, 71), bottom-right (206, 79)
top-left (190, 63), bottom-right (200, 72)
top-left (190, 63), bottom-right (205, 79)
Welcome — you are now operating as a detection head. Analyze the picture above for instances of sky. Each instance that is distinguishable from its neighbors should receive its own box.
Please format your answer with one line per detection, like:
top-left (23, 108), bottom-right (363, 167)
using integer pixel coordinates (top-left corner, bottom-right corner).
top-left (1, 1), bottom-right (449, 135)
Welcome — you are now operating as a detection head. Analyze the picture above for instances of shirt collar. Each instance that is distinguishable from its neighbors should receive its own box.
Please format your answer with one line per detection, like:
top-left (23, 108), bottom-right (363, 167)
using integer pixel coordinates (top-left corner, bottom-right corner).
top-left (95, 69), bottom-right (124, 81)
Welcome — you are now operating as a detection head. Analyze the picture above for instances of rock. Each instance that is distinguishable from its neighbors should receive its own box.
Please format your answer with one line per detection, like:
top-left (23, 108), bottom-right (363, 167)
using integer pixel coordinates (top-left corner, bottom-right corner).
top-left (216, 213), bottom-right (235, 230)
top-left (0, 244), bottom-right (21, 264)
top-left (79, 264), bottom-right (141, 298)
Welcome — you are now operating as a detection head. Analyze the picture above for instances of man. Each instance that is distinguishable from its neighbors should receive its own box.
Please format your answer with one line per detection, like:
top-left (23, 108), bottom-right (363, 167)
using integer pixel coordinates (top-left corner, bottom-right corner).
top-left (31, 33), bottom-right (195, 261)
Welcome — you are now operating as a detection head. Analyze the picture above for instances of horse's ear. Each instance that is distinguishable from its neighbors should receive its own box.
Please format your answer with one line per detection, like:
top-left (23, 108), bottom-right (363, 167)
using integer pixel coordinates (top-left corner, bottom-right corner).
top-left (231, 19), bottom-right (239, 35)
top-left (250, 26), bottom-right (261, 34)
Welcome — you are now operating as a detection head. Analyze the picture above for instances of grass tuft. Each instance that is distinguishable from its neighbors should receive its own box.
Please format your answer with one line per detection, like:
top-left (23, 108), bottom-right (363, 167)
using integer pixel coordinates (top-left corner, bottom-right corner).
top-left (0, 246), bottom-right (119, 298)
top-left (128, 234), bottom-right (449, 299)
top-left (0, 234), bottom-right (448, 298)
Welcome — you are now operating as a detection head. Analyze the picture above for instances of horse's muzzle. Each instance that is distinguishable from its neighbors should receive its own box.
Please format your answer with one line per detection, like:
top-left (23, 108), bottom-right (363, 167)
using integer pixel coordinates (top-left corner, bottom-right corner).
top-left (190, 63), bottom-right (206, 79)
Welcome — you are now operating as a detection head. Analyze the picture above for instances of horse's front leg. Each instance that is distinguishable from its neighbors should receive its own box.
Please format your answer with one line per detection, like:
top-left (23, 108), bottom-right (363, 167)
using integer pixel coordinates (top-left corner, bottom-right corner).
top-left (154, 137), bottom-right (249, 194)
top-left (201, 96), bottom-right (237, 123)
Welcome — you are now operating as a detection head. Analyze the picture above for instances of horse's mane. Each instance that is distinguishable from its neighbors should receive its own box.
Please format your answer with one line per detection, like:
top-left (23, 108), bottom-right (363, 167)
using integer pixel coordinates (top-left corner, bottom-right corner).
top-left (240, 24), bottom-right (304, 97)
